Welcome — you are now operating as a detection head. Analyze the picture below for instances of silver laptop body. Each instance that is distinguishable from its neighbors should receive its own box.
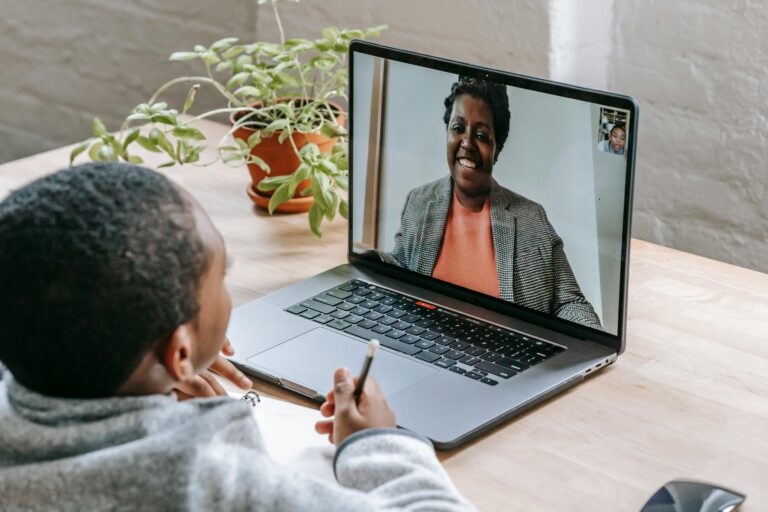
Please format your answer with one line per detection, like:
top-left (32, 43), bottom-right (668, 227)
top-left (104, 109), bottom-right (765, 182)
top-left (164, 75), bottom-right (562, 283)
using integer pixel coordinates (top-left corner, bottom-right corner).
top-left (227, 42), bottom-right (637, 449)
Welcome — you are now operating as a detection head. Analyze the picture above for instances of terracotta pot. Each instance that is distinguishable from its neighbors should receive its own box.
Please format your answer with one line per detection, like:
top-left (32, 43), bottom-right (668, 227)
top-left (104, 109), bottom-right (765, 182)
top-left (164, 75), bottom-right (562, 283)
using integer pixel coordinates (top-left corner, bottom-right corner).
top-left (231, 99), bottom-right (346, 213)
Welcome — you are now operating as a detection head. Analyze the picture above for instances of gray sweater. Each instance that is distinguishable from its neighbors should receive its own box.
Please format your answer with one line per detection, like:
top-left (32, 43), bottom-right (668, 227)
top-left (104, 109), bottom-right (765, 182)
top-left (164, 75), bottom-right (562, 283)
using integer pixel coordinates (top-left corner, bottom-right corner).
top-left (0, 369), bottom-right (474, 511)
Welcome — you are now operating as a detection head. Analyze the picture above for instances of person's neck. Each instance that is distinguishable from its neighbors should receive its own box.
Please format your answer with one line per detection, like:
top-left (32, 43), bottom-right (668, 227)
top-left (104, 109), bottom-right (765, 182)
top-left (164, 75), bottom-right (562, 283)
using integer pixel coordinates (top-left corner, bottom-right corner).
top-left (116, 351), bottom-right (174, 396)
top-left (454, 186), bottom-right (488, 212)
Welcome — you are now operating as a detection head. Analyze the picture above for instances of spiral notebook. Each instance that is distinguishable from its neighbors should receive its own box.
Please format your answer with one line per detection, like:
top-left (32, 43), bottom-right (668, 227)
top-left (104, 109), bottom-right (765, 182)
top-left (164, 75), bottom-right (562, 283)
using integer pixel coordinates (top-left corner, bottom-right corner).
top-left (225, 389), bottom-right (336, 481)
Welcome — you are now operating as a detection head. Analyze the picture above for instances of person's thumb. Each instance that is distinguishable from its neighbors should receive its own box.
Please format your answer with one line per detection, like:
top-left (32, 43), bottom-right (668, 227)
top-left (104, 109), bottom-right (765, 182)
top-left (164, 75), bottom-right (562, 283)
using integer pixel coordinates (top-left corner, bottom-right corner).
top-left (333, 368), bottom-right (355, 410)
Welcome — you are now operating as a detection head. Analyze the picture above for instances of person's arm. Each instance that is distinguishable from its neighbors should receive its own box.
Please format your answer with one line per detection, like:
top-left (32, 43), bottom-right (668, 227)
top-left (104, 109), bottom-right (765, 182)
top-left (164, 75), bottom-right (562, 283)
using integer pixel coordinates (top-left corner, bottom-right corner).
top-left (189, 370), bottom-right (474, 511)
top-left (540, 208), bottom-right (603, 330)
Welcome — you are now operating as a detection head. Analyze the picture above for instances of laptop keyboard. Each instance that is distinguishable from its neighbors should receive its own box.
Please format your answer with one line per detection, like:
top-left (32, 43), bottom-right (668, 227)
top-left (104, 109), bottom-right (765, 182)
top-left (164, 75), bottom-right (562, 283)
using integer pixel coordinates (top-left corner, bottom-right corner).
top-left (285, 280), bottom-right (565, 386)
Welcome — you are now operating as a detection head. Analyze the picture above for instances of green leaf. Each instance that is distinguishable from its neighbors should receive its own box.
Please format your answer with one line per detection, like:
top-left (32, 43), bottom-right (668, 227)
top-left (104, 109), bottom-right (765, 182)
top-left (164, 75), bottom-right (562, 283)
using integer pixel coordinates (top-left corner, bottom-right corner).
top-left (169, 51), bottom-right (199, 61)
top-left (182, 84), bottom-right (200, 114)
top-left (92, 118), bottom-right (107, 137)
top-left (221, 152), bottom-right (243, 164)
top-left (69, 140), bottom-right (90, 165)
top-left (308, 203), bottom-right (323, 237)
top-left (122, 129), bottom-right (140, 152)
top-left (257, 174), bottom-right (290, 191)
top-left (150, 113), bottom-right (178, 126)
top-left (210, 37), bottom-right (238, 52)
top-left (278, 129), bottom-right (290, 144)
top-left (263, 118), bottom-right (290, 136)
top-left (339, 199), bottom-right (349, 219)
top-left (126, 112), bottom-right (150, 122)
top-left (201, 50), bottom-right (221, 65)
top-left (157, 161), bottom-right (176, 169)
top-left (136, 136), bottom-right (161, 153)
top-left (248, 155), bottom-right (270, 173)
top-left (268, 183), bottom-right (291, 214)
top-left (151, 129), bottom-right (175, 158)
top-left (233, 85), bottom-right (262, 98)
top-left (288, 164), bottom-right (310, 197)
top-left (327, 187), bottom-right (339, 221)
top-left (172, 125), bottom-right (206, 141)
top-left (88, 141), bottom-right (103, 161)
top-left (321, 27), bottom-right (340, 40)
top-left (320, 121), bottom-right (345, 138)
top-left (221, 46), bottom-right (245, 59)
top-left (246, 131), bottom-right (262, 148)
top-left (333, 174), bottom-right (348, 191)
top-left (127, 155), bottom-right (144, 164)
top-left (226, 71), bottom-right (251, 90)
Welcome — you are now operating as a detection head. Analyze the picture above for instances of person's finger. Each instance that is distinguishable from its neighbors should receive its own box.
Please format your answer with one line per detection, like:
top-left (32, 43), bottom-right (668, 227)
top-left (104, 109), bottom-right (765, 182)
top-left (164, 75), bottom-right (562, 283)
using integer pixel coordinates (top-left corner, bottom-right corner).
top-left (222, 337), bottom-right (235, 356)
top-left (315, 419), bottom-right (333, 435)
top-left (210, 355), bottom-right (252, 389)
top-left (319, 400), bottom-right (335, 418)
top-left (173, 388), bottom-right (193, 401)
top-left (332, 368), bottom-right (355, 413)
top-left (199, 371), bottom-right (227, 396)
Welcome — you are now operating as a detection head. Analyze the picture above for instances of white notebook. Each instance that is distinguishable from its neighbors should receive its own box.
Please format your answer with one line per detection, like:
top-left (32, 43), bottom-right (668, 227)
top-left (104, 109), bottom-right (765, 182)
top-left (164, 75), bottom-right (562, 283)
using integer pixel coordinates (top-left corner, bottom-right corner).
top-left (225, 389), bottom-right (336, 481)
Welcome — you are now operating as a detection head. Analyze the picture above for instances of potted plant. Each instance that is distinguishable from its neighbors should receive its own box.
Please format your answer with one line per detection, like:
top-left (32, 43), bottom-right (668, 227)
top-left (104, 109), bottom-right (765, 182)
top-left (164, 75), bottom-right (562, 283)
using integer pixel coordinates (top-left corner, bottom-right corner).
top-left (70, 0), bottom-right (384, 236)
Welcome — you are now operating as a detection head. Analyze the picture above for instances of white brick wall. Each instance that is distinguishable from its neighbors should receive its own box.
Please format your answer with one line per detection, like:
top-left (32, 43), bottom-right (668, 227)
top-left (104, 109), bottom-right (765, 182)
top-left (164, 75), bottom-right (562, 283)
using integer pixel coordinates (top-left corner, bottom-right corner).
top-left (0, 0), bottom-right (765, 272)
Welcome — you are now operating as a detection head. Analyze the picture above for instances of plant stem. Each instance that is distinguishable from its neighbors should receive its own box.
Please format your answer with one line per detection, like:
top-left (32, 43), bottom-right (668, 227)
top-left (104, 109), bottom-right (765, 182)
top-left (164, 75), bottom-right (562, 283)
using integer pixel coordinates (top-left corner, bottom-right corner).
top-left (149, 76), bottom-right (244, 109)
top-left (272, 1), bottom-right (286, 45)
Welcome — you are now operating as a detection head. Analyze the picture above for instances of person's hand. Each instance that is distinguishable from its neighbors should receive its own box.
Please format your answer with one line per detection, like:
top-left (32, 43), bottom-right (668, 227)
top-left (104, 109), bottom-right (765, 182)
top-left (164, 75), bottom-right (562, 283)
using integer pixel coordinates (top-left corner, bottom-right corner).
top-left (173, 338), bottom-right (253, 400)
top-left (315, 368), bottom-right (396, 446)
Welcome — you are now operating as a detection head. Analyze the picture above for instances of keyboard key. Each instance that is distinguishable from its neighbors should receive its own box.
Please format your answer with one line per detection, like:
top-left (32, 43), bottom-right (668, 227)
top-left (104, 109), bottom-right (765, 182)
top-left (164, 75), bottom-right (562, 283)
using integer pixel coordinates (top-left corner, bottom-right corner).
top-left (460, 355), bottom-right (481, 366)
top-left (430, 345), bottom-right (449, 355)
top-left (387, 309), bottom-right (407, 319)
top-left (286, 305), bottom-right (307, 315)
top-left (405, 326), bottom-right (426, 335)
top-left (330, 310), bottom-right (350, 319)
top-left (364, 311), bottom-right (384, 321)
top-left (372, 324), bottom-right (392, 334)
top-left (403, 314), bottom-right (420, 323)
top-left (449, 366), bottom-right (466, 375)
top-left (380, 297), bottom-right (397, 306)
top-left (314, 295), bottom-right (342, 306)
top-left (345, 314), bottom-right (363, 324)
top-left (464, 372), bottom-right (483, 380)
top-left (481, 352), bottom-right (501, 362)
top-left (347, 296), bottom-right (366, 304)
top-left (373, 304), bottom-right (393, 314)
top-left (358, 319), bottom-right (377, 329)
top-left (300, 300), bottom-right (335, 315)
top-left (421, 331), bottom-right (440, 341)
top-left (435, 358), bottom-right (456, 368)
top-left (350, 306), bottom-right (368, 316)
top-left (336, 302), bottom-right (355, 311)
top-left (379, 316), bottom-right (397, 326)
top-left (361, 300), bottom-right (379, 309)
top-left (353, 288), bottom-right (372, 296)
top-left (369, 292), bottom-right (385, 301)
top-left (299, 309), bottom-right (319, 319)
top-left (415, 319), bottom-right (434, 328)
top-left (474, 361), bottom-right (517, 379)
top-left (327, 319), bottom-right (350, 330)
top-left (415, 339), bottom-right (435, 350)
top-left (480, 378), bottom-right (498, 386)
top-left (313, 314), bottom-right (333, 324)
top-left (387, 329), bottom-right (406, 339)
top-left (496, 357), bottom-right (529, 372)
top-left (446, 350), bottom-right (465, 360)
top-left (401, 334), bottom-right (421, 344)
top-left (380, 337), bottom-right (421, 355)
top-left (450, 341), bottom-right (470, 351)
top-left (338, 283), bottom-right (358, 292)
top-left (436, 336), bottom-right (455, 346)
top-left (465, 346), bottom-right (486, 356)
top-left (416, 351), bottom-right (441, 363)
top-left (327, 289), bottom-right (352, 300)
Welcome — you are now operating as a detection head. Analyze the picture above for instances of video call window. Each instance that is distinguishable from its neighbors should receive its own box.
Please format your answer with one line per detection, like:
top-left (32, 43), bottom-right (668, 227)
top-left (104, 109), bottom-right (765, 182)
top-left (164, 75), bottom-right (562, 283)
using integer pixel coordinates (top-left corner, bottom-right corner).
top-left (351, 54), bottom-right (631, 336)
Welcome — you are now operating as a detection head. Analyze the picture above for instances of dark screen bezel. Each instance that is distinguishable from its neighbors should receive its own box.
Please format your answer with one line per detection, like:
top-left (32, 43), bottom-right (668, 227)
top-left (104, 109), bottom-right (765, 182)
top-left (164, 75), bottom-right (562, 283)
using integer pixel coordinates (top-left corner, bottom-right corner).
top-left (347, 40), bottom-right (637, 353)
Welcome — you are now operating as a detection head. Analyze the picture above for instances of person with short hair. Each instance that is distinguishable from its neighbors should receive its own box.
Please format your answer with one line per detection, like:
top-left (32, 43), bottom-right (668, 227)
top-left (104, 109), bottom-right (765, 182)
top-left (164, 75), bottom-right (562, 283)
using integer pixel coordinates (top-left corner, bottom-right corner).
top-left (598, 124), bottom-right (626, 155)
top-left (383, 76), bottom-right (602, 330)
top-left (0, 162), bottom-right (474, 511)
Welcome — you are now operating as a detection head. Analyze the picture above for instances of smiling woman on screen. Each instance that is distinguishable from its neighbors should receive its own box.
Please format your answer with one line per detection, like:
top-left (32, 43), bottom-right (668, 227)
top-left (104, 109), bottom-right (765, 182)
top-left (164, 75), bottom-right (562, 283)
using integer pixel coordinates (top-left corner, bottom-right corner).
top-left (382, 75), bottom-right (602, 330)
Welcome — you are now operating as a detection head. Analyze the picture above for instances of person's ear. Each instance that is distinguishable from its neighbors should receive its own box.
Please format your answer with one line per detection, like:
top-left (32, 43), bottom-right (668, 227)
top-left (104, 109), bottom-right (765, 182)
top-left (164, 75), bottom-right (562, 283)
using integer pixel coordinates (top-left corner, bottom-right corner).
top-left (161, 324), bottom-right (197, 382)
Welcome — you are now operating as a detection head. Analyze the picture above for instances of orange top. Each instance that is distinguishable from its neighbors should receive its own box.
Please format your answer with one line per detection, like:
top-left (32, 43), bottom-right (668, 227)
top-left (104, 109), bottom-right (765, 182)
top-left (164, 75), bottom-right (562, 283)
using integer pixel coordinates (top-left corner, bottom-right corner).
top-left (432, 191), bottom-right (500, 298)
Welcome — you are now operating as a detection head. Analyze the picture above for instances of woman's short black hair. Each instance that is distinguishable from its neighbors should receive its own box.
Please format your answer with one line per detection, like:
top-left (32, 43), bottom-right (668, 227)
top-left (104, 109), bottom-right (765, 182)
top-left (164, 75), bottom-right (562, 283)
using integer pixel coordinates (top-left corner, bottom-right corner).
top-left (0, 162), bottom-right (209, 397)
top-left (610, 124), bottom-right (626, 136)
top-left (443, 75), bottom-right (511, 156)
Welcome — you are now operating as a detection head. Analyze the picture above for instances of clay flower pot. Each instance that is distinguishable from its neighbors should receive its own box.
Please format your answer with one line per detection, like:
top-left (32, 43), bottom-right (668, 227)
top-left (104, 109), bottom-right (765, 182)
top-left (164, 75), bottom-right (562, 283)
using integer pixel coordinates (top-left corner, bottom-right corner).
top-left (231, 100), bottom-right (346, 213)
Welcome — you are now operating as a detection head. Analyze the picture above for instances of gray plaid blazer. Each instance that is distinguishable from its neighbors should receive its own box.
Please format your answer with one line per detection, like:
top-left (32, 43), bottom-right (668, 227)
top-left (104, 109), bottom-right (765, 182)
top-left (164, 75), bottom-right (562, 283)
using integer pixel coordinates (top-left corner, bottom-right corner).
top-left (381, 176), bottom-right (602, 330)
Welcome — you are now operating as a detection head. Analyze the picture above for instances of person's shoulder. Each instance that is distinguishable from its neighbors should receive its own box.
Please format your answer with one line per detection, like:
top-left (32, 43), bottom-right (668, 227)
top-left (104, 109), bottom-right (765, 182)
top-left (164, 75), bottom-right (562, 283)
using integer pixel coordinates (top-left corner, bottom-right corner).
top-left (404, 176), bottom-right (450, 205)
top-left (493, 182), bottom-right (546, 215)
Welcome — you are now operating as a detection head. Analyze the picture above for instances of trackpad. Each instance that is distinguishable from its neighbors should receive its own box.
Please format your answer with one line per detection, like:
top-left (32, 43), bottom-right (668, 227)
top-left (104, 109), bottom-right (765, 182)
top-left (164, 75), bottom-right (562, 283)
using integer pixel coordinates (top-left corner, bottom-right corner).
top-left (247, 328), bottom-right (436, 398)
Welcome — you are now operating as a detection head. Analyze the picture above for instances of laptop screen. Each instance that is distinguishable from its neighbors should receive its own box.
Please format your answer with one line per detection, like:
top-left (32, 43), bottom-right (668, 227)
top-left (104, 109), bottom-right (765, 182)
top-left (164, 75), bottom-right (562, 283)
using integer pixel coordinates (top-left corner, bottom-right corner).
top-left (349, 44), bottom-right (635, 337)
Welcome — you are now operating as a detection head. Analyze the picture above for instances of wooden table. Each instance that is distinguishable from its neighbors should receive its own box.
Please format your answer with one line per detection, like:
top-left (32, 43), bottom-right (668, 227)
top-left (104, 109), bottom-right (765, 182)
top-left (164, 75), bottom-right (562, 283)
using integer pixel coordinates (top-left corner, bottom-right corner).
top-left (2, 119), bottom-right (766, 511)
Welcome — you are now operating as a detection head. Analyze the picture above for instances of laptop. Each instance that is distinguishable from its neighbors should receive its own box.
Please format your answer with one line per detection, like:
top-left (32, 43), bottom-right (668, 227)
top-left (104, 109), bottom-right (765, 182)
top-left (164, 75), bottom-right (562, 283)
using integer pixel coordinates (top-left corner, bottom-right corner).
top-left (227, 41), bottom-right (637, 449)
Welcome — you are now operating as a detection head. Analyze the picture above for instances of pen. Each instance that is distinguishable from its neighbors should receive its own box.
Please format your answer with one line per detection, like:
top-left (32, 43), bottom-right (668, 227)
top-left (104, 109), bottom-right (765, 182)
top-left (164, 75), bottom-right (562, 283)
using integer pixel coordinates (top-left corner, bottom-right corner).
top-left (354, 339), bottom-right (379, 404)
